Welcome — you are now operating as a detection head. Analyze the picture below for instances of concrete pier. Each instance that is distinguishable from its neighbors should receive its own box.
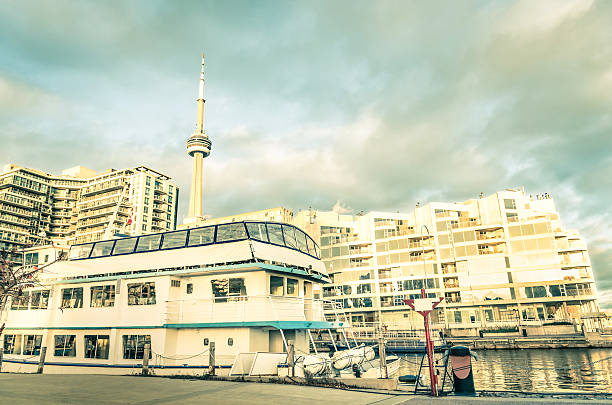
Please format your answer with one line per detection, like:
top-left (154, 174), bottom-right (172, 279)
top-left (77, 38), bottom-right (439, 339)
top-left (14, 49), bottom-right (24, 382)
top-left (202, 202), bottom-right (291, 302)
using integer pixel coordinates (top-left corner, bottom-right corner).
top-left (1, 374), bottom-right (611, 404)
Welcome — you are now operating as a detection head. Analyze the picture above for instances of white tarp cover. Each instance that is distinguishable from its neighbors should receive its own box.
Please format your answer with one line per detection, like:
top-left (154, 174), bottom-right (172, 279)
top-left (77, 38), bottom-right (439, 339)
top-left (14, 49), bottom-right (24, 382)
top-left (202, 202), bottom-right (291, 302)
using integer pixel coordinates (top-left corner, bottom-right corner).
top-left (249, 352), bottom-right (288, 376)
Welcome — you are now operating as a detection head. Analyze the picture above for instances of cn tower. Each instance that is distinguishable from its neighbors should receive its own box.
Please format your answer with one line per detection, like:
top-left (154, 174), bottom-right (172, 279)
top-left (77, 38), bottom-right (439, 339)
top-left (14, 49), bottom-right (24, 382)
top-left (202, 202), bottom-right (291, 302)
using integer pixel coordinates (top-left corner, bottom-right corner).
top-left (186, 53), bottom-right (212, 220)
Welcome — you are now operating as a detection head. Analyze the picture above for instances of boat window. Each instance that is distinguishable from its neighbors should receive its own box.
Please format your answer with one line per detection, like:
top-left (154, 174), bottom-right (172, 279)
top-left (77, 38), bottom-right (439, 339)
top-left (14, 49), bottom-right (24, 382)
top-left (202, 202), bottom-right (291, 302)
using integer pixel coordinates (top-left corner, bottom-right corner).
top-left (127, 282), bottom-right (156, 305)
top-left (54, 335), bottom-right (76, 357)
top-left (270, 276), bottom-right (284, 296)
top-left (161, 230), bottom-right (187, 250)
top-left (90, 240), bottom-right (115, 258)
top-left (11, 292), bottom-right (30, 310)
top-left (246, 222), bottom-right (269, 242)
top-left (282, 225), bottom-right (297, 249)
top-left (186, 283), bottom-right (193, 294)
top-left (122, 335), bottom-right (151, 359)
top-left (216, 223), bottom-right (247, 243)
top-left (314, 243), bottom-right (320, 258)
top-left (135, 234), bottom-right (162, 253)
top-left (23, 335), bottom-right (43, 355)
top-left (211, 278), bottom-right (246, 302)
top-left (267, 224), bottom-right (285, 245)
top-left (187, 226), bottom-right (215, 246)
top-left (295, 229), bottom-right (308, 253)
top-left (69, 243), bottom-right (94, 259)
top-left (112, 238), bottom-right (137, 255)
top-left (286, 278), bottom-right (298, 296)
top-left (306, 237), bottom-right (315, 256)
top-left (90, 285), bottom-right (115, 308)
top-left (30, 290), bottom-right (50, 309)
top-left (61, 287), bottom-right (83, 309)
top-left (3, 334), bottom-right (22, 355)
top-left (84, 335), bottom-right (110, 359)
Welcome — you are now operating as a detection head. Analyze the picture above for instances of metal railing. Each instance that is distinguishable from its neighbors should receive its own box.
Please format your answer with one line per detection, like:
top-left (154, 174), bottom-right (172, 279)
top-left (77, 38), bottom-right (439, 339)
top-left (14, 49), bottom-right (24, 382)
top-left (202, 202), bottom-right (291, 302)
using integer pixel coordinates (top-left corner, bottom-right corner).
top-left (164, 295), bottom-right (330, 325)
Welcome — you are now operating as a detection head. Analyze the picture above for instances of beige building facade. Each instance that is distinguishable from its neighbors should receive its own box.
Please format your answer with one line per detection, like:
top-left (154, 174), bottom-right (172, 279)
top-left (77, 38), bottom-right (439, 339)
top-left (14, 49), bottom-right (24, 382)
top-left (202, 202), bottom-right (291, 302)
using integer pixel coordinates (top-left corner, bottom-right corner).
top-left (292, 189), bottom-right (600, 333)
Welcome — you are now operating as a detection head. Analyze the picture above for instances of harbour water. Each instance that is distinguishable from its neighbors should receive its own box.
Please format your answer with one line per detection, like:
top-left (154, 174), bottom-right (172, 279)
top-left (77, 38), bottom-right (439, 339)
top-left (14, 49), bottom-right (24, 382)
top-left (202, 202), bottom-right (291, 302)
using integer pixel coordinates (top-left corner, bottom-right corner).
top-left (397, 348), bottom-right (612, 393)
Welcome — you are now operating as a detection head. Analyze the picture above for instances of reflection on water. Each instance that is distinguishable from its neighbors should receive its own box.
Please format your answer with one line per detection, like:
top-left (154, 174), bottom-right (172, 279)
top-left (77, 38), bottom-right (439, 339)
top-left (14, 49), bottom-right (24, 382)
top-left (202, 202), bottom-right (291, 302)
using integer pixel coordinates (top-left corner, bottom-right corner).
top-left (397, 348), bottom-right (612, 393)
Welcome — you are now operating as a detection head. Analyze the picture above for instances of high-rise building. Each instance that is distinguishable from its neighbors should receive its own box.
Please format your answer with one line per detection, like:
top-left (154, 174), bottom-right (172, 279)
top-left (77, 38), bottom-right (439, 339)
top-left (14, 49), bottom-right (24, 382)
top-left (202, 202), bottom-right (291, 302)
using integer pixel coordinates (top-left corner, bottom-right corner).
top-left (185, 53), bottom-right (212, 224)
top-left (292, 189), bottom-right (601, 332)
top-left (0, 163), bottom-right (178, 263)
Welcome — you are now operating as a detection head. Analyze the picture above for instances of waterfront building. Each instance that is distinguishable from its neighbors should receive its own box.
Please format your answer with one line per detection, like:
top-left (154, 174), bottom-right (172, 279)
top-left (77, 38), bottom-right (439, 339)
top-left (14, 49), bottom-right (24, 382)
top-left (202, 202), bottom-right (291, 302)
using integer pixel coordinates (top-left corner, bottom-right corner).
top-left (0, 163), bottom-right (178, 263)
top-left (292, 189), bottom-right (601, 334)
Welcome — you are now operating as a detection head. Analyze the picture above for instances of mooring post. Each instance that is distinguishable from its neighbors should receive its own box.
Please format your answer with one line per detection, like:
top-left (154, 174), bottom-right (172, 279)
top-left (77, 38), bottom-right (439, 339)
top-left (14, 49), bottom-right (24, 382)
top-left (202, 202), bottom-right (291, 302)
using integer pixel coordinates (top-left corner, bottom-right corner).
top-left (142, 343), bottom-right (150, 375)
top-left (209, 341), bottom-right (215, 376)
top-left (378, 337), bottom-right (387, 379)
top-left (288, 339), bottom-right (295, 377)
top-left (0, 350), bottom-right (3, 372)
top-left (37, 347), bottom-right (47, 374)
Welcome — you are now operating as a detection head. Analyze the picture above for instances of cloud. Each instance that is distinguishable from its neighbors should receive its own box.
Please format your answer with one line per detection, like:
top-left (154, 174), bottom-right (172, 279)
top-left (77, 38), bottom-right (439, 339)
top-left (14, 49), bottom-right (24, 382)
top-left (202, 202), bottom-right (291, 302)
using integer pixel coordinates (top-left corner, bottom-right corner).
top-left (1, 0), bottom-right (612, 307)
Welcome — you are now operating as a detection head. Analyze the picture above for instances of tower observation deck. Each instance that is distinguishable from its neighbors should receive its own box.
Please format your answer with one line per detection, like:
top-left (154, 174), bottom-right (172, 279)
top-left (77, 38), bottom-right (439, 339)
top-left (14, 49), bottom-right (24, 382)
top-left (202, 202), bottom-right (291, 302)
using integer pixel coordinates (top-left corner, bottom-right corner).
top-left (186, 53), bottom-right (212, 221)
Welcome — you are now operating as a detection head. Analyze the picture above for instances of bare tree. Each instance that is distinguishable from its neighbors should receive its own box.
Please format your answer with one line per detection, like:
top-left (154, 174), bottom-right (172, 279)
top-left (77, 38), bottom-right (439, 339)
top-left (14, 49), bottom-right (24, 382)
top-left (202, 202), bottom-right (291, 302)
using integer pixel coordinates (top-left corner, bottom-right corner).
top-left (0, 247), bottom-right (65, 339)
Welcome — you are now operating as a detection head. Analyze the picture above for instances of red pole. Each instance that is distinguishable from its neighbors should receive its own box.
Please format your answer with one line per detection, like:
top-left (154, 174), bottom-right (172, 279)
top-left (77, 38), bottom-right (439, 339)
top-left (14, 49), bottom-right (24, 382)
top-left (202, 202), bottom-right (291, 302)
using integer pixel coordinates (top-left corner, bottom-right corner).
top-left (422, 288), bottom-right (437, 396)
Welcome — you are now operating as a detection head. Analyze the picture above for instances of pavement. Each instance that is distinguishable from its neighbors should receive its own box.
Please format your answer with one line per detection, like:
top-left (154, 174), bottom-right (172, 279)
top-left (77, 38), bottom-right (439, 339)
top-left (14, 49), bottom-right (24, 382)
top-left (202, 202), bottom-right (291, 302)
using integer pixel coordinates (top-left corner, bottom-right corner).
top-left (0, 374), bottom-right (611, 405)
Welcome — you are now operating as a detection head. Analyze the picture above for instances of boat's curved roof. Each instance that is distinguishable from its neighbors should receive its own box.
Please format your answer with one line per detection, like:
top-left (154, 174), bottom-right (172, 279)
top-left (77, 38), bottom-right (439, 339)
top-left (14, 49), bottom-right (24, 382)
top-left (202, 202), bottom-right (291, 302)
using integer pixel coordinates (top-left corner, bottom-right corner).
top-left (58, 221), bottom-right (327, 279)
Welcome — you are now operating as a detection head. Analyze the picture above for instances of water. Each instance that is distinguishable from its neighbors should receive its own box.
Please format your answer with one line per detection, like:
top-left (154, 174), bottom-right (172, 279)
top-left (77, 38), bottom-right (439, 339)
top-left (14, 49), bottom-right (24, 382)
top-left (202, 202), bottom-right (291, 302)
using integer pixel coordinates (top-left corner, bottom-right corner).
top-left (397, 348), bottom-right (612, 393)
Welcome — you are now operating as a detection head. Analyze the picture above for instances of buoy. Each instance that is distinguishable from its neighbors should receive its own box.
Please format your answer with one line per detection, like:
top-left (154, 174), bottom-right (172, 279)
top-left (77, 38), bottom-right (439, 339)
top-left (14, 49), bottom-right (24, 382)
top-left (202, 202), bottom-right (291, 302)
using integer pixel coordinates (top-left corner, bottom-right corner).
top-left (303, 354), bottom-right (328, 375)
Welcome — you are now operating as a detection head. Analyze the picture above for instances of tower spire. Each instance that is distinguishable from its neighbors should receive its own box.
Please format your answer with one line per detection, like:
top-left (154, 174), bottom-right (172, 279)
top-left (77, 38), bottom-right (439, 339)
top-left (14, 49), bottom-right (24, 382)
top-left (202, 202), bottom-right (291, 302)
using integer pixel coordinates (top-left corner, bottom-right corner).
top-left (186, 52), bottom-right (212, 222)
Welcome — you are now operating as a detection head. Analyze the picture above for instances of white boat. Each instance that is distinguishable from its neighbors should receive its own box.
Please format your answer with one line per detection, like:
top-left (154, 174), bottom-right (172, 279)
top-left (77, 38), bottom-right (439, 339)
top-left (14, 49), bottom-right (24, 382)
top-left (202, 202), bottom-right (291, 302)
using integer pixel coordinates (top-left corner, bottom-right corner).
top-left (1, 221), bottom-right (345, 375)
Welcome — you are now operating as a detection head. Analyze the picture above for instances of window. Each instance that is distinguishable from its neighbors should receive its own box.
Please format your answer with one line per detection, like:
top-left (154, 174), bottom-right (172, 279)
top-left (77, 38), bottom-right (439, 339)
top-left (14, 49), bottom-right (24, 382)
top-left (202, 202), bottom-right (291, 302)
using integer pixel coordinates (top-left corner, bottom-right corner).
top-left (187, 226), bottom-right (215, 246)
top-left (61, 287), bottom-right (83, 308)
top-left (25, 252), bottom-right (39, 265)
top-left (23, 335), bottom-right (43, 355)
top-left (282, 225), bottom-right (297, 249)
top-left (215, 223), bottom-right (247, 242)
top-left (171, 280), bottom-right (181, 287)
top-left (211, 278), bottom-right (246, 302)
top-left (146, 176), bottom-right (151, 186)
top-left (11, 292), bottom-right (30, 310)
top-left (127, 282), bottom-right (156, 305)
top-left (144, 197), bottom-right (149, 205)
top-left (270, 276), bottom-right (284, 296)
top-left (504, 199), bottom-right (516, 210)
top-left (69, 243), bottom-right (94, 259)
top-left (161, 231), bottom-right (187, 249)
top-left (84, 335), bottom-right (110, 359)
top-left (3, 335), bottom-right (22, 354)
top-left (286, 278), bottom-right (298, 296)
top-left (30, 290), bottom-right (50, 309)
top-left (90, 285), bottom-right (115, 307)
top-left (454, 311), bottom-right (462, 323)
top-left (295, 230), bottom-right (308, 253)
top-left (135, 234), bottom-right (162, 252)
top-left (267, 224), bottom-right (285, 245)
top-left (122, 335), bottom-right (151, 359)
top-left (90, 241), bottom-right (115, 258)
top-left (227, 338), bottom-right (233, 346)
top-left (143, 206), bottom-right (148, 213)
top-left (186, 283), bottom-right (193, 294)
top-left (54, 335), bottom-right (76, 357)
top-left (145, 187), bottom-right (150, 195)
top-left (246, 222), bottom-right (268, 242)
top-left (112, 238), bottom-right (137, 255)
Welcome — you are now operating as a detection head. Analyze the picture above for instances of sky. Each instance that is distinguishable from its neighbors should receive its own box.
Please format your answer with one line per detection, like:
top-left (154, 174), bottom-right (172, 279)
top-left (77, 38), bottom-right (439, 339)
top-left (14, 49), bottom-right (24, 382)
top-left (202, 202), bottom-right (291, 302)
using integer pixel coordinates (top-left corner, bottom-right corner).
top-left (1, 1), bottom-right (611, 308)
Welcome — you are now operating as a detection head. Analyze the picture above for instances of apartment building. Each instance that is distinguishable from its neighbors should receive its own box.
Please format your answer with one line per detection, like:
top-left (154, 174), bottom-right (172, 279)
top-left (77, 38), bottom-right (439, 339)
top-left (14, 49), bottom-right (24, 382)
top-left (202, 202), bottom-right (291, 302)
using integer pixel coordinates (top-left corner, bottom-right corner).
top-left (292, 189), bottom-right (600, 332)
top-left (0, 164), bottom-right (178, 263)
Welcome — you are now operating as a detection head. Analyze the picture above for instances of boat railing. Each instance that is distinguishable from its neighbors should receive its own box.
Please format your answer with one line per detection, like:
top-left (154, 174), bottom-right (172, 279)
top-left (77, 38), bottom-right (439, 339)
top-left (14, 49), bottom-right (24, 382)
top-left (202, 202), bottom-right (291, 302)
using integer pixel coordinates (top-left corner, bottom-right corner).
top-left (164, 295), bottom-right (328, 325)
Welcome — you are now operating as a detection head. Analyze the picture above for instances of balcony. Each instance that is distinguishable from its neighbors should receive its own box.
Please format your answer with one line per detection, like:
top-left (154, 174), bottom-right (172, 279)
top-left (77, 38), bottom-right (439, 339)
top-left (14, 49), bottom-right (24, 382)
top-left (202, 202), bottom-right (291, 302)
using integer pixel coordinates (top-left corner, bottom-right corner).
top-left (164, 296), bottom-right (328, 325)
